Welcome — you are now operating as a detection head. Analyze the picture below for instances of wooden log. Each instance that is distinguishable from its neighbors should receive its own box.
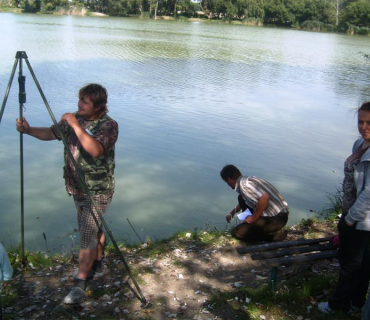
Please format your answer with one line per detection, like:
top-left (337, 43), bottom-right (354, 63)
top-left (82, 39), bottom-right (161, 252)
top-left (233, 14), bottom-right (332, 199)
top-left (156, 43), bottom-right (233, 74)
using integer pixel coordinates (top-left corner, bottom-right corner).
top-left (251, 243), bottom-right (337, 260)
top-left (261, 250), bottom-right (338, 268)
top-left (236, 236), bottom-right (333, 254)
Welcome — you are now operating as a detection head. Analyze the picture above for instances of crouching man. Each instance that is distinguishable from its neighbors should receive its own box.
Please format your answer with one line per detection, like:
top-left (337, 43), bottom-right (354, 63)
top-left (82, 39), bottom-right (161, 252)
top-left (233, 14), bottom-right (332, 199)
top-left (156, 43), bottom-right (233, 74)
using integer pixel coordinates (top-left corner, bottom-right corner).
top-left (221, 164), bottom-right (289, 242)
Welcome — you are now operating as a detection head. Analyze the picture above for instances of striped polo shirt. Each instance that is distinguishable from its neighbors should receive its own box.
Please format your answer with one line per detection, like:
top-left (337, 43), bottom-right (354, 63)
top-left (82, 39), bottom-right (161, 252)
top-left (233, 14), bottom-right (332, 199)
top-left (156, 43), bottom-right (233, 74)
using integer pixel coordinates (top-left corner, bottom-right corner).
top-left (235, 176), bottom-right (289, 217)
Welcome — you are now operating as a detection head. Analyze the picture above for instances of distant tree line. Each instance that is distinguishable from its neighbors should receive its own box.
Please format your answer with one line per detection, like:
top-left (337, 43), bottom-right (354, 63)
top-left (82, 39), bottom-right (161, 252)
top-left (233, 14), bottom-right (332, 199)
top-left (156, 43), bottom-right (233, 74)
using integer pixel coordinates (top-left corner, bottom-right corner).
top-left (1, 0), bottom-right (370, 33)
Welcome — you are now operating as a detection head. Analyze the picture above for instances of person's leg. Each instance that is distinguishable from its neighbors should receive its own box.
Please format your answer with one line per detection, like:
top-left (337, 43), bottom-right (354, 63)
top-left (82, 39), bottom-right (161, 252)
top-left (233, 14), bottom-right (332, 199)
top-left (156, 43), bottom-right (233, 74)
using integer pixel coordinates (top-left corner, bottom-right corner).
top-left (78, 249), bottom-right (96, 279)
top-left (328, 220), bottom-right (367, 312)
top-left (77, 193), bottom-right (112, 279)
top-left (255, 211), bottom-right (288, 234)
top-left (232, 223), bottom-right (254, 240)
top-left (96, 230), bottom-right (105, 261)
top-left (65, 193), bottom-right (112, 305)
top-left (232, 218), bottom-right (272, 241)
top-left (351, 231), bottom-right (370, 308)
top-left (362, 291), bottom-right (370, 320)
top-left (258, 211), bottom-right (289, 241)
top-left (89, 230), bottom-right (105, 275)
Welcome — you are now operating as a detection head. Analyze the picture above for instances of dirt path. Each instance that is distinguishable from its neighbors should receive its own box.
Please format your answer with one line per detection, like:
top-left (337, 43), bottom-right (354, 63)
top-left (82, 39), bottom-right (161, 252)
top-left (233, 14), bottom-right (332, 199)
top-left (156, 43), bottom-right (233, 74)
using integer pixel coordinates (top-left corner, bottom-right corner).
top-left (2, 220), bottom-right (351, 320)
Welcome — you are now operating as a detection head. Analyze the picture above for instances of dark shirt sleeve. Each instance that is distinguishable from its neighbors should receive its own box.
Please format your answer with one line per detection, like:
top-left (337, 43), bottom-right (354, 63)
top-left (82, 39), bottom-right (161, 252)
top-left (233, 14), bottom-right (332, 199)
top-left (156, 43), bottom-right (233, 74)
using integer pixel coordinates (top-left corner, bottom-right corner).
top-left (50, 120), bottom-right (68, 141)
top-left (93, 120), bottom-right (118, 153)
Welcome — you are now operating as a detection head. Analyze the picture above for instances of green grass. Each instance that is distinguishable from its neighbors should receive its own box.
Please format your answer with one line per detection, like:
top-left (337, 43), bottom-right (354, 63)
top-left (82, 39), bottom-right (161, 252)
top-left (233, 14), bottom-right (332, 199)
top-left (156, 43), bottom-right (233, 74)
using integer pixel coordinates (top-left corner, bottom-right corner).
top-left (209, 270), bottom-right (350, 320)
top-left (6, 244), bottom-right (66, 271)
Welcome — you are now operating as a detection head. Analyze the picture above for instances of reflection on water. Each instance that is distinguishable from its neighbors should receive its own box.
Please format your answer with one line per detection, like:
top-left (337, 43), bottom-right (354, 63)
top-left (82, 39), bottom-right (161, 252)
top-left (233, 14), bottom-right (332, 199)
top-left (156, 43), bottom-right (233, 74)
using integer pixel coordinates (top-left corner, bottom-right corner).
top-left (1, 13), bottom-right (370, 251)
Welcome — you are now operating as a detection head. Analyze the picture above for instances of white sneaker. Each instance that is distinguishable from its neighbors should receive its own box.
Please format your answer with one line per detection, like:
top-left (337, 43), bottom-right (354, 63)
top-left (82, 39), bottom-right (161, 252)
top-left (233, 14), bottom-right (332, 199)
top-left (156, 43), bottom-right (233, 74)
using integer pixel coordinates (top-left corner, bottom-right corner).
top-left (318, 301), bottom-right (334, 314)
top-left (63, 286), bottom-right (86, 305)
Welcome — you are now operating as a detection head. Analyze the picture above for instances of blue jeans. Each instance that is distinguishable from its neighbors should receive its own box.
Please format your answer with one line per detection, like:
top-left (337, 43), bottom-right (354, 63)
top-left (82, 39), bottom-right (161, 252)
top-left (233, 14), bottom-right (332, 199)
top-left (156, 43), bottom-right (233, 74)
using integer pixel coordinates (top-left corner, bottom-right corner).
top-left (328, 217), bottom-right (370, 312)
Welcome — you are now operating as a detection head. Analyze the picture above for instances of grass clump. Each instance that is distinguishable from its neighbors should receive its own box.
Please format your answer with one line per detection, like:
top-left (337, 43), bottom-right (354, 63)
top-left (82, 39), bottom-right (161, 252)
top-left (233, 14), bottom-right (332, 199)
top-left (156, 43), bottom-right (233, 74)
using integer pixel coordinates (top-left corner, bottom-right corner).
top-left (319, 188), bottom-right (342, 221)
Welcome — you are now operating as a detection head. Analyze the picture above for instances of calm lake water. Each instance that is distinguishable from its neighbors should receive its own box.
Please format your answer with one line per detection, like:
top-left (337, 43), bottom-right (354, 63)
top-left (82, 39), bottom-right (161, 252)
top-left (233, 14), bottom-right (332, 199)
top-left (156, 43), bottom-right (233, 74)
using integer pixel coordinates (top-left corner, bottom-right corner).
top-left (0, 13), bottom-right (370, 252)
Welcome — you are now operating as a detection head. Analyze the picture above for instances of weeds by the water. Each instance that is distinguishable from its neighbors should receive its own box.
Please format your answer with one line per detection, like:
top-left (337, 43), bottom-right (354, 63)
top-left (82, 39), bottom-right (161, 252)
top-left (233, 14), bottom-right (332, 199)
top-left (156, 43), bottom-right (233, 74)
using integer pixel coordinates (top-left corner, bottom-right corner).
top-left (6, 244), bottom-right (67, 271)
top-left (319, 187), bottom-right (342, 221)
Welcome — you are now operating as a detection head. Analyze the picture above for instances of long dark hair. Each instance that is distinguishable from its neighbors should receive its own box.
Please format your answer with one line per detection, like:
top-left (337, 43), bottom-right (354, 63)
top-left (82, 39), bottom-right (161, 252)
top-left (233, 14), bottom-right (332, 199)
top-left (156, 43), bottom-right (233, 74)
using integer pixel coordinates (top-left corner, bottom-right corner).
top-left (358, 101), bottom-right (370, 113)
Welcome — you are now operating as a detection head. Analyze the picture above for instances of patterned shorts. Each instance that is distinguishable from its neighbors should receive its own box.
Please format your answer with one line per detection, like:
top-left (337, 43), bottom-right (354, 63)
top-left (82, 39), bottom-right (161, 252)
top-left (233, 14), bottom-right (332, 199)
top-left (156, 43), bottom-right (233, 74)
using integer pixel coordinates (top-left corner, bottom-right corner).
top-left (73, 192), bottom-right (113, 250)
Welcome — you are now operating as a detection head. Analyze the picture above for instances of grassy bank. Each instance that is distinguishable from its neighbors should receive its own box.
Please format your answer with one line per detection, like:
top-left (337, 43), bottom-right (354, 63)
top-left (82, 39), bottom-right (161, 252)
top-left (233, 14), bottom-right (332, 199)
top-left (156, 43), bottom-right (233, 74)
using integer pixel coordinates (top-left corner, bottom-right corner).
top-left (1, 217), bottom-right (355, 320)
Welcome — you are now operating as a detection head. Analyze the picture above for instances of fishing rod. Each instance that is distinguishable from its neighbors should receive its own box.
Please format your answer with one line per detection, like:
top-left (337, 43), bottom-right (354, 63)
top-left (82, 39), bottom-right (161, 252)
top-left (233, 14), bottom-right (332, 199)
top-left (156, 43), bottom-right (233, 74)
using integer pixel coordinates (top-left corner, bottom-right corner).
top-left (0, 51), bottom-right (150, 308)
top-left (127, 218), bottom-right (145, 244)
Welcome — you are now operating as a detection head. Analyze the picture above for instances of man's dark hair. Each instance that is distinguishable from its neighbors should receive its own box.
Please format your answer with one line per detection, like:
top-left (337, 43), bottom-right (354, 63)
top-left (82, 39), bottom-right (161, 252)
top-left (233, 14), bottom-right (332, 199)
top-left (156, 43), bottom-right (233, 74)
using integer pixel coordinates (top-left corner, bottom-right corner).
top-left (220, 164), bottom-right (242, 180)
top-left (79, 83), bottom-right (108, 114)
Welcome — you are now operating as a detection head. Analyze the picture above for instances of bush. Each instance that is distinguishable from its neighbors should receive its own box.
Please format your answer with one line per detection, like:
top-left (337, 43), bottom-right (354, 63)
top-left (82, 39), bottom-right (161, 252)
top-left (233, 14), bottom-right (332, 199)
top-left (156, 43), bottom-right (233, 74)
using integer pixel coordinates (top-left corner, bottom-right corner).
top-left (346, 24), bottom-right (370, 35)
top-left (300, 20), bottom-right (337, 32)
top-left (358, 27), bottom-right (370, 35)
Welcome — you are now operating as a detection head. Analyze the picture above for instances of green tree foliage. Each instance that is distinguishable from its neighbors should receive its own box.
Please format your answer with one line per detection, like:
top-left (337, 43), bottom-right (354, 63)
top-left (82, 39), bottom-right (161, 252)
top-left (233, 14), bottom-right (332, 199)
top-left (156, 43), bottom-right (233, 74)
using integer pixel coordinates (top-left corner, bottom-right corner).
top-left (2, 0), bottom-right (370, 33)
top-left (244, 0), bottom-right (265, 19)
top-left (342, 0), bottom-right (370, 27)
top-left (39, 0), bottom-right (69, 13)
top-left (20, 0), bottom-right (40, 12)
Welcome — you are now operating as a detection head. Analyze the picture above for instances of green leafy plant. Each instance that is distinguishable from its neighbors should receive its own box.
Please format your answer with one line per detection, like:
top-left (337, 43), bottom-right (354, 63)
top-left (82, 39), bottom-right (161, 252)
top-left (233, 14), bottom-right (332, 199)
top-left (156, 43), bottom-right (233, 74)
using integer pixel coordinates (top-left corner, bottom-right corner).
top-left (319, 187), bottom-right (343, 220)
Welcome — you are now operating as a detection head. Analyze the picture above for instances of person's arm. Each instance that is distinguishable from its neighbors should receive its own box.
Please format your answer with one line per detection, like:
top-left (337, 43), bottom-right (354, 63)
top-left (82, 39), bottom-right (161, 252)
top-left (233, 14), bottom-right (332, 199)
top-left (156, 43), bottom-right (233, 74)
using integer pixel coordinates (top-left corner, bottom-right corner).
top-left (245, 193), bottom-right (269, 224)
top-left (226, 204), bottom-right (241, 223)
top-left (0, 245), bottom-right (13, 281)
top-left (345, 162), bottom-right (370, 226)
top-left (16, 117), bottom-right (56, 141)
top-left (60, 113), bottom-right (104, 158)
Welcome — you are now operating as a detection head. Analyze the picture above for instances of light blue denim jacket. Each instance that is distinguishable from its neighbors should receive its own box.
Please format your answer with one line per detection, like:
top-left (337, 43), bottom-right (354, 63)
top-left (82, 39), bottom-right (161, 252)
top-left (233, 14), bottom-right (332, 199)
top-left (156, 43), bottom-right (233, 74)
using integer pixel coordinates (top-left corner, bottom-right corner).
top-left (0, 243), bottom-right (13, 287)
top-left (345, 138), bottom-right (370, 231)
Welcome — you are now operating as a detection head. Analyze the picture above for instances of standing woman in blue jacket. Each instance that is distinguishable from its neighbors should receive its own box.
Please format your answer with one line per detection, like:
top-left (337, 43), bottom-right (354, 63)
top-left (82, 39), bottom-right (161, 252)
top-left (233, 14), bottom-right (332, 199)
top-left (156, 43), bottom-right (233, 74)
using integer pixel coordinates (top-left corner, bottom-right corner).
top-left (319, 101), bottom-right (370, 314)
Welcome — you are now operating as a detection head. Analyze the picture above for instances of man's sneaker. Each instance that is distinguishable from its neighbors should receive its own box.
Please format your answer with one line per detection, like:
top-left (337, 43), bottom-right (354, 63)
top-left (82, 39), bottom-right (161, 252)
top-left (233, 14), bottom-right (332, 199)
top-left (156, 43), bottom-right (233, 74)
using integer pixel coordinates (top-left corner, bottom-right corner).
top-left (63, 286), bottom-right (86, 305)
top-left (318, 301), bottom-right (334, 314)
top-left (72, 268), bottom-right (105, 280)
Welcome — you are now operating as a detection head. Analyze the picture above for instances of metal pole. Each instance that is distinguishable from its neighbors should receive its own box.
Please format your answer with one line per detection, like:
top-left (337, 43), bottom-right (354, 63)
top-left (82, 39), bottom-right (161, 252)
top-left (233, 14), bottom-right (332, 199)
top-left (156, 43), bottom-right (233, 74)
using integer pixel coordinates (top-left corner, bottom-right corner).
top-left (17, 51), bottom-right (27, 265)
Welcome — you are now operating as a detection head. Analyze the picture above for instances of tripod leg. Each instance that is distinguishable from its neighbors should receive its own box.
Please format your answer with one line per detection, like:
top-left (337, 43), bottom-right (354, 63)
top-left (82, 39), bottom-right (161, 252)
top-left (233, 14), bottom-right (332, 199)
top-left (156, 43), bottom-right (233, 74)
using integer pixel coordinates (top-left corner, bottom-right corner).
top-left (24, 58), bottom-right (60, 126)
top-left (0, 58), bottom-right (19, 125)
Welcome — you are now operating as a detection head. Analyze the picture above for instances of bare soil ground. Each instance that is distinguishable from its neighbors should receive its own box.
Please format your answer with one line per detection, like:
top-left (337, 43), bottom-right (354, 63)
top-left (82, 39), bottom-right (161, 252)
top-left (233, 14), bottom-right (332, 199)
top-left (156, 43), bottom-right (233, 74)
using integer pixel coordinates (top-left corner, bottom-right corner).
top-left (1, 220), bottom-right (360, 320)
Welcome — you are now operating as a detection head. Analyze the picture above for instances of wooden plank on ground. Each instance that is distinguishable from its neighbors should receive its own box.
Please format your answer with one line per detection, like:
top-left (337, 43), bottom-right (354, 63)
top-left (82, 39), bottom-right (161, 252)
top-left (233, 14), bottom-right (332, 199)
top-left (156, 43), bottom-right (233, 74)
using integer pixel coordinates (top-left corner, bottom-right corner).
top-left (236, 237), bottom-right (333, 254)
top-left (251, 243), bottom-right (337, 260)
top-left (261, 250), bottom-right (338, 268)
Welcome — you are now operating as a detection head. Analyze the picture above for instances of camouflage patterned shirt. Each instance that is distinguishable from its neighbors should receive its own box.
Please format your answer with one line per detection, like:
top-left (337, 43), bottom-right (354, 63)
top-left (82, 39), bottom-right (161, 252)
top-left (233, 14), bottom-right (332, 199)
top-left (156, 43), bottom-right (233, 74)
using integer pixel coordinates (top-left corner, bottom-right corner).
top-left (51, 112), bottom-right (118, 196)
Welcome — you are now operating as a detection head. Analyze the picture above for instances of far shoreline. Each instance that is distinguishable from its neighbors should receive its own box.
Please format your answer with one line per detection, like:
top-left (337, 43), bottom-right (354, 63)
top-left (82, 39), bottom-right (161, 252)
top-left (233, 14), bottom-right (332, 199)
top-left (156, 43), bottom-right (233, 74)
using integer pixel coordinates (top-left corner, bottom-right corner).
top-left (1, 8), bottom-right (369, 37)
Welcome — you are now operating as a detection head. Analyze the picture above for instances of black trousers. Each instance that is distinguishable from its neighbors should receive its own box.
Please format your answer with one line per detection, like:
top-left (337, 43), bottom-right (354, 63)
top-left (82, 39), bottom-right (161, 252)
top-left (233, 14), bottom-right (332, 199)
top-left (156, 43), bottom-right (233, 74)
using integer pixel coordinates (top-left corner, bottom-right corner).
top-left (231, 195), bottom-right (289, 241)
top-left (328, 217), bottom-right (370, 312)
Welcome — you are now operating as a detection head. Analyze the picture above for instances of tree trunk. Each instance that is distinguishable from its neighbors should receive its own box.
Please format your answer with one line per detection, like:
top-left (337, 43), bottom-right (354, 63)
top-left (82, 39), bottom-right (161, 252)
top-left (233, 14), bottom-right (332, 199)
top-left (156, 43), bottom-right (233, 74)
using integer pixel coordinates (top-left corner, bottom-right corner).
top-left (155, 1), bottom-right (158, 19)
